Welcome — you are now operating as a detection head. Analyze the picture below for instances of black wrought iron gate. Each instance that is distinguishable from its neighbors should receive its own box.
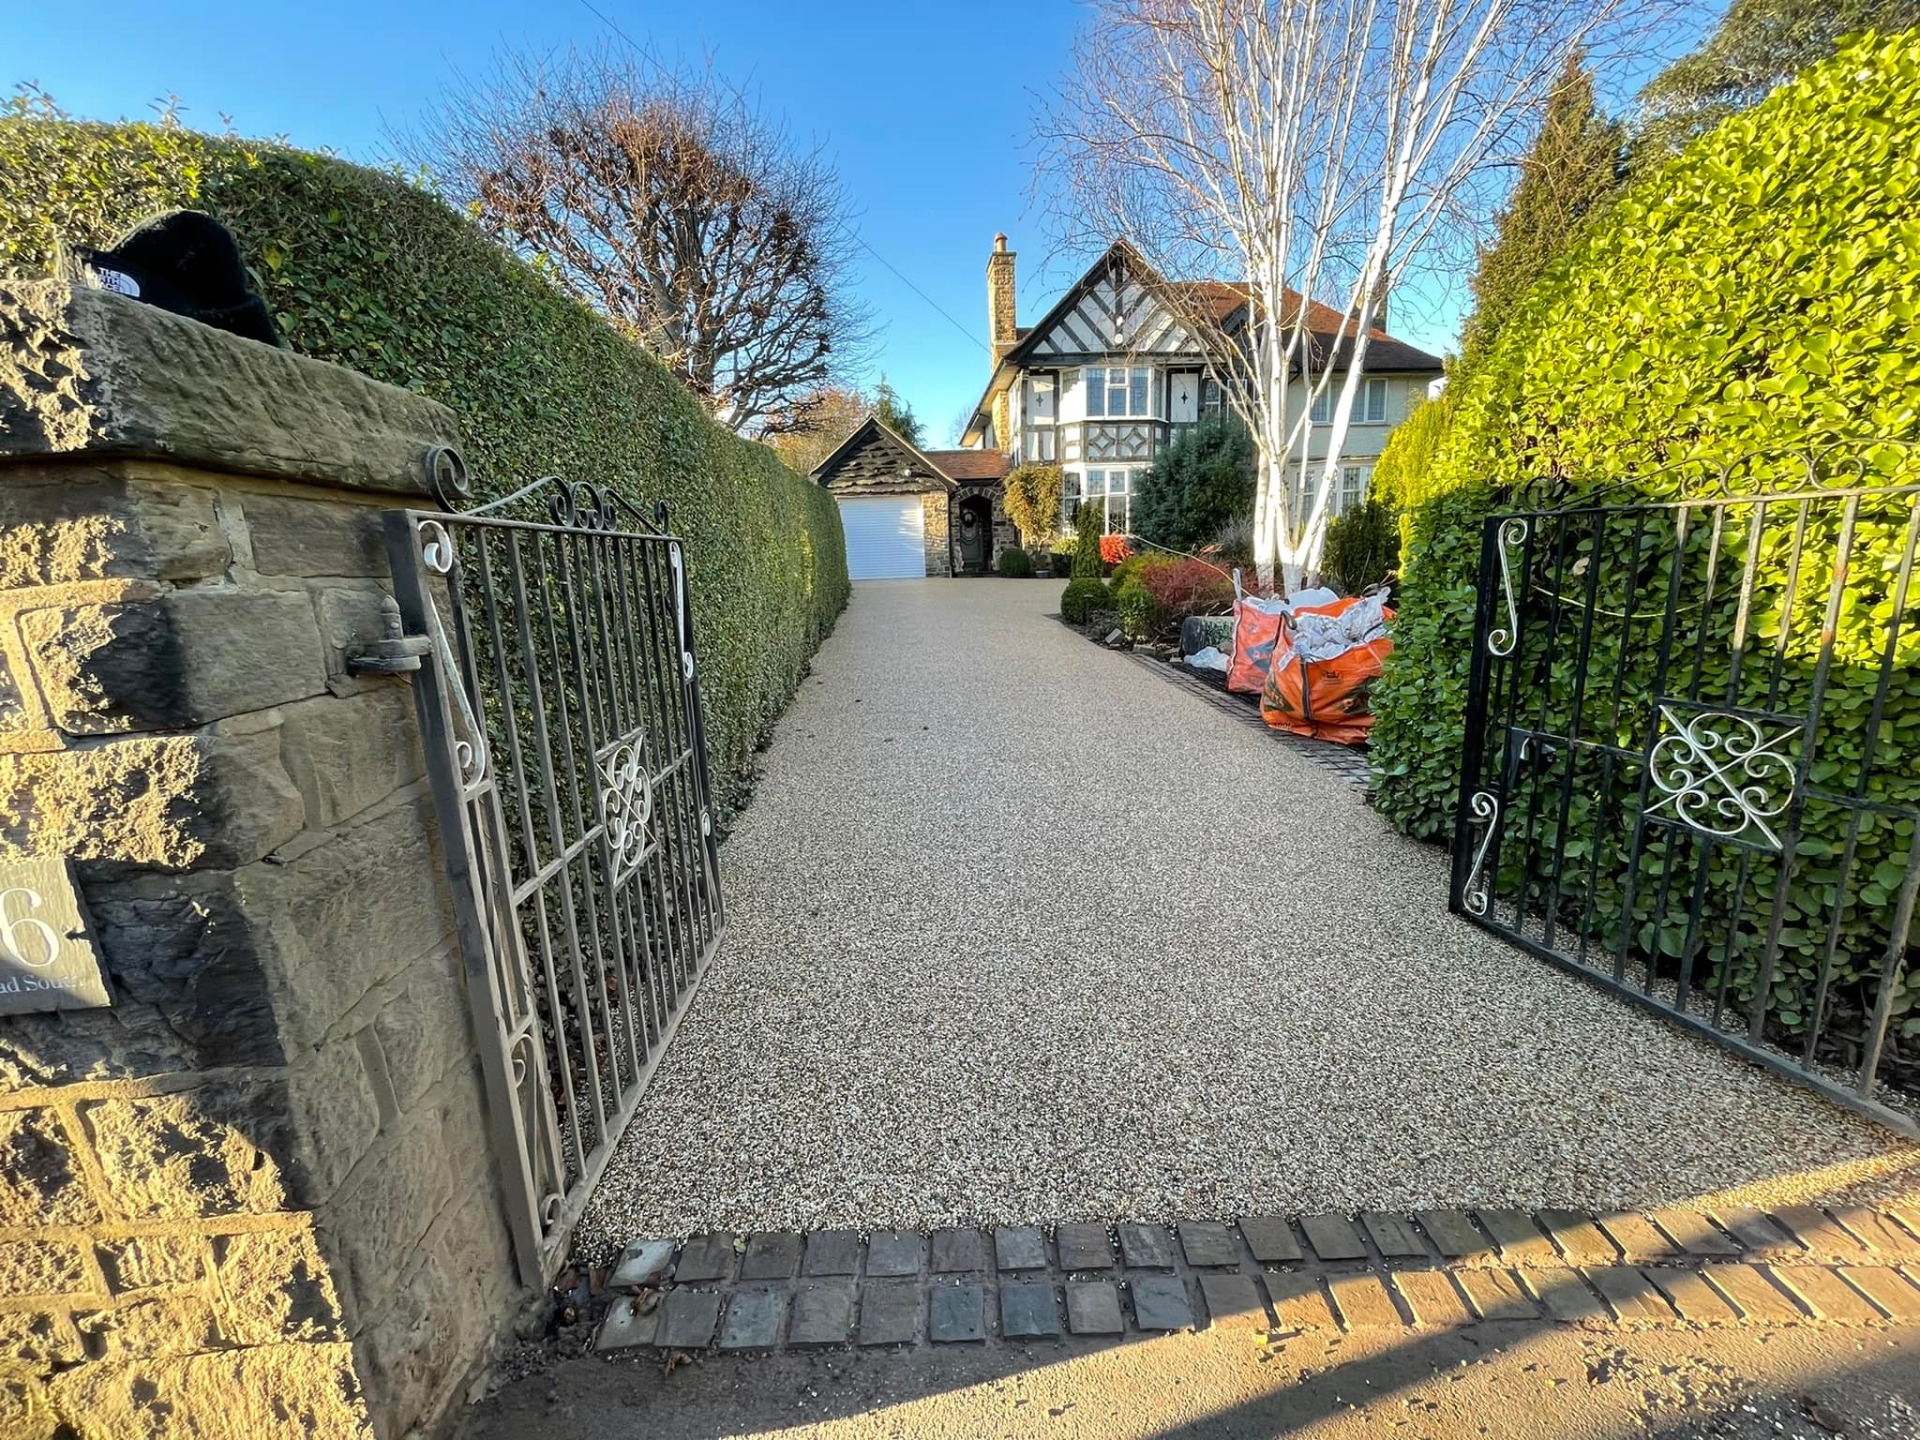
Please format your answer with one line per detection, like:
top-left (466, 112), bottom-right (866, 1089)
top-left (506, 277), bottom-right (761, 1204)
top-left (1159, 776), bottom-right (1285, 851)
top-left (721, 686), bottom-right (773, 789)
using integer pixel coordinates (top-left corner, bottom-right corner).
top-left (384, 455), bottom-right (725, 1284)
top-left (1451, 446), bottom-right (1920, 1135)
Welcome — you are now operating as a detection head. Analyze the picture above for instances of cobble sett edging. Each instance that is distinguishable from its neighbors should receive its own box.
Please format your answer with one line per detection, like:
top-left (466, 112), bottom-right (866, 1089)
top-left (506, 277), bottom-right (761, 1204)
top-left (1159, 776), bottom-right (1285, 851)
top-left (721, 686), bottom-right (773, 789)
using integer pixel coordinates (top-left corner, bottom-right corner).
top-left (591, 1203), bottom-right (1920, 1356)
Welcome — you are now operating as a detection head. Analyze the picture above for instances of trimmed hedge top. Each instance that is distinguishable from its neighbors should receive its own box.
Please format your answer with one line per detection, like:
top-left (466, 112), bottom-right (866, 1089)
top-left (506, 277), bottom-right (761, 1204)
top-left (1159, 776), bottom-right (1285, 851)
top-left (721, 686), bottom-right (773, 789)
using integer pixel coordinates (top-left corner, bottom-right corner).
top-left (0, 119), bottom-right (850, 814)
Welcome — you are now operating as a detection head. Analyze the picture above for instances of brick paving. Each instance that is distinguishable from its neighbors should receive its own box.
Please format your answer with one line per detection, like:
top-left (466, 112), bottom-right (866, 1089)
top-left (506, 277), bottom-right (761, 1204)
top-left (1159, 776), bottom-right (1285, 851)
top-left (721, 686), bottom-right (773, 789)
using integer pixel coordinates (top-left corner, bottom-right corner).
top-left (596, 1202), bottom-right (1920, 1356)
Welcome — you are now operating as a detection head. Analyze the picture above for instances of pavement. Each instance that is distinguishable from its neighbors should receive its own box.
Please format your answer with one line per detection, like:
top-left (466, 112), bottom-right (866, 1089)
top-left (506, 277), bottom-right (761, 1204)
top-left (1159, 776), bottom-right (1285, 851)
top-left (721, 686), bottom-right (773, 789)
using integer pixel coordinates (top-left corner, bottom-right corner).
top-left (577, 578), bottom-right (1913, 1247)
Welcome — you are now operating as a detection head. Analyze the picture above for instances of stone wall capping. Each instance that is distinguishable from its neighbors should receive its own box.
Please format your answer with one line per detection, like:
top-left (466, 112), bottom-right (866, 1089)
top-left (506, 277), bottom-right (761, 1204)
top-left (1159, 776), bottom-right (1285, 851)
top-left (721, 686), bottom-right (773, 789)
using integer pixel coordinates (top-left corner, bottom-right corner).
top-left (1, 279), bottom-right (460, 500)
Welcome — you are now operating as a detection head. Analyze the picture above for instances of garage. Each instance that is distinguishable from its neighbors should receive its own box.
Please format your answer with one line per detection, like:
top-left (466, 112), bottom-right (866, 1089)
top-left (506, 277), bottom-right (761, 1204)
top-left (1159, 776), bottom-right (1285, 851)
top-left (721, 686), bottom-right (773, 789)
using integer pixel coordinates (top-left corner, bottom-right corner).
top-left (836, 495), bottom-right (926, 580)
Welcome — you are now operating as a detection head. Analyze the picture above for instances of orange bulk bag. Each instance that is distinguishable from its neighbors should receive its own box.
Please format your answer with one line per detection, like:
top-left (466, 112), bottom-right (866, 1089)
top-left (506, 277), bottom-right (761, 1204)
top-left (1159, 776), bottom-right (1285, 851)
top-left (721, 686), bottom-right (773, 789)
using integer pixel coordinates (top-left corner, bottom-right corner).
top-left (1260, 597), bottom-right (1395, 745)
top-left (1226, 599), bottom-right (1287, 694)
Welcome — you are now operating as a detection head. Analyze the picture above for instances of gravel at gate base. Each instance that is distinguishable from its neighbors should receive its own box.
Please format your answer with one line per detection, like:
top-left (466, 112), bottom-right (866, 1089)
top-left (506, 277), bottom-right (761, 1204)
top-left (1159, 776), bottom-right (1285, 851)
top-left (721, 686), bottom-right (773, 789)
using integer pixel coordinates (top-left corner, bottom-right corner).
top-left (578, 581), bottom-right (1916, 1251)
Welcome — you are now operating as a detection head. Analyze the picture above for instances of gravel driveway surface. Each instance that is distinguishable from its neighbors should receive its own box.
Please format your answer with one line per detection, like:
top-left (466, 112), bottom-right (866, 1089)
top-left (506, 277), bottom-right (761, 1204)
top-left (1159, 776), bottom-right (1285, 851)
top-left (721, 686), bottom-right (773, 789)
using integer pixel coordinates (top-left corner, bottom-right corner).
top-left (578, 580), bottom-right (1912, 1249)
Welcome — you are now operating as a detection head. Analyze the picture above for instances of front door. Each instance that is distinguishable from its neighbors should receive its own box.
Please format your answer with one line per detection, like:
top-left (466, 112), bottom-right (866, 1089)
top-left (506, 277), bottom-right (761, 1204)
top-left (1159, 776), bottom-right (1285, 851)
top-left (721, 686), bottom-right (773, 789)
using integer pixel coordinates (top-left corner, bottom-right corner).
top-left (957, 495), bottom-right (992, 574)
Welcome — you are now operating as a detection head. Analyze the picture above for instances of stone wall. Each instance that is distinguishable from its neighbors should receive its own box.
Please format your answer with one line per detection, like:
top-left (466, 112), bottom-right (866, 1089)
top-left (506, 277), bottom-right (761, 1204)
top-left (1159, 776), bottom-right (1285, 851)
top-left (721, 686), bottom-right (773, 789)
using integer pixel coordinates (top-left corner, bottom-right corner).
top-left (0, 282), bottom-right (528, 1439)
top-left (921, 493), bottom-right (952, 578)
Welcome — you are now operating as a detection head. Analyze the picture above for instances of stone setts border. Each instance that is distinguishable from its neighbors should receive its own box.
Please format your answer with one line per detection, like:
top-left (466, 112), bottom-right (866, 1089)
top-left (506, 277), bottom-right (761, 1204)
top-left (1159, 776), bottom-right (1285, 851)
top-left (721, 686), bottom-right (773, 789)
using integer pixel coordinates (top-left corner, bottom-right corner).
top-left (594, 1203), bottom-right (1920, 1355)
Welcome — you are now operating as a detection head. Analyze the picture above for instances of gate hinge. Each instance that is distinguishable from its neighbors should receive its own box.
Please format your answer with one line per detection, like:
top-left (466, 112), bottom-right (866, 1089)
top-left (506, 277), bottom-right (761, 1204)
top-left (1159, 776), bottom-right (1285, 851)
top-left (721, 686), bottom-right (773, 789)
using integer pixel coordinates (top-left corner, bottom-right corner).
top-left (347, 597), bottom-right (433, 675)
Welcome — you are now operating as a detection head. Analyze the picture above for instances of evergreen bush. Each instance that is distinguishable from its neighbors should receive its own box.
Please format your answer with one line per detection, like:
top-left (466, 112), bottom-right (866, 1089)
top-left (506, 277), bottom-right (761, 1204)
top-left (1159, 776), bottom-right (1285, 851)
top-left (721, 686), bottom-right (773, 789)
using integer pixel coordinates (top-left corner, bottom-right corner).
top-left (996, 545), bottom-right (1033, 577)
top-left (1131, 411), bottom-right (1256, 551)
top-left (1320, 500), bottom-right (1401, 595)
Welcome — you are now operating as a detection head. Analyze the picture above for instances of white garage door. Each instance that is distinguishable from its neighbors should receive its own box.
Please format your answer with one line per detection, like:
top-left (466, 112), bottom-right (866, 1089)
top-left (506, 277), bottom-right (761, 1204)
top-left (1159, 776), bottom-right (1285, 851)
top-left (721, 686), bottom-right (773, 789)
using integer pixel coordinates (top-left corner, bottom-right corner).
top-left (838, 496), bottom-right (926, 580)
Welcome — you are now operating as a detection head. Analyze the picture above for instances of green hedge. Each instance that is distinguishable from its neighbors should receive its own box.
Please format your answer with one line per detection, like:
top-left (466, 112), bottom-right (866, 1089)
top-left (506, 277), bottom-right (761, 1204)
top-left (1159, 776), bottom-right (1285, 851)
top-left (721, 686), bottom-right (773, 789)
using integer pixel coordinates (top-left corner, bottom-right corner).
top-left (1368, 33), bottom-right (1920, 1062)
top-left (0, 119), bottom-right (850, 816)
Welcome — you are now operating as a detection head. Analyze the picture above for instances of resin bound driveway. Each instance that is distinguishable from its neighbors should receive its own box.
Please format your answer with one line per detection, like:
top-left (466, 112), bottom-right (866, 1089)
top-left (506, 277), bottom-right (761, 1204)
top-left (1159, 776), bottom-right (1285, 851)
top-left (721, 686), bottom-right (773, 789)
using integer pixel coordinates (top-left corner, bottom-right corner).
top-left (577, 580), bottom-right (1913, 1251)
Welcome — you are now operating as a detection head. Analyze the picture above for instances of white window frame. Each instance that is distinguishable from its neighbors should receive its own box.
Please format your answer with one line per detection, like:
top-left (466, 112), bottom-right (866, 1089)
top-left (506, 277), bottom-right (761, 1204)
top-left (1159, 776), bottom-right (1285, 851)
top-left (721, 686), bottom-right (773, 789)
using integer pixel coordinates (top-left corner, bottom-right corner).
top-left (1336, 464), bottom-right (1370, 515)
top-left (1082, 468), bottom-right (1136, 533)
top-left (1085, 365), bottom-right (1155, 420)
top-left (1309, 376), bottom-right (1390, 426)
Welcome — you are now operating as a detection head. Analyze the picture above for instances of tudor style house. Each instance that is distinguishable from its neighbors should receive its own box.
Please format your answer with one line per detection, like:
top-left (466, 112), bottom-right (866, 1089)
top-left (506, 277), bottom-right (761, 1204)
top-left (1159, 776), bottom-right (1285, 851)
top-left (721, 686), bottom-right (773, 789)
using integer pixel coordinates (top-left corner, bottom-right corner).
top-left (812, 234), bottom-right (1444, 580)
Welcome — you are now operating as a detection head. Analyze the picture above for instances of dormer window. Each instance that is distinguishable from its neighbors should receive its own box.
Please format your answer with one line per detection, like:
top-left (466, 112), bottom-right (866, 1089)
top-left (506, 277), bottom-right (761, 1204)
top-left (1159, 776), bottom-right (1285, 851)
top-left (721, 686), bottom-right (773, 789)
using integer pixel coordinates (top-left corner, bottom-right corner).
top-left (1086, 365), bottom-right (1152, 419)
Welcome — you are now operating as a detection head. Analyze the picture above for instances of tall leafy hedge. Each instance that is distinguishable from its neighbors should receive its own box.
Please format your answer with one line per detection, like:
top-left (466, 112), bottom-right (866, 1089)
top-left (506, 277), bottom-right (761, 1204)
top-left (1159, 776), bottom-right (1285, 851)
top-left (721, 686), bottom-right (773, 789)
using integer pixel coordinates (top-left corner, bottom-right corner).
top-left (0, 119), bottom-right (850, 816)
top-left (1368, 33), bottom-right (1920, 1069)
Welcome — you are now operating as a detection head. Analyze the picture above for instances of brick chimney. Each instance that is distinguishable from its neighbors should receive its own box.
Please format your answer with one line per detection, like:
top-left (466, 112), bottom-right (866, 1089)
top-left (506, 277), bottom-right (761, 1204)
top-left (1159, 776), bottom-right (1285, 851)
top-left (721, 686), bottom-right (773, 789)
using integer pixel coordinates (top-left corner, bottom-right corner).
top-left (987, 234), bottom-right (1017, 360)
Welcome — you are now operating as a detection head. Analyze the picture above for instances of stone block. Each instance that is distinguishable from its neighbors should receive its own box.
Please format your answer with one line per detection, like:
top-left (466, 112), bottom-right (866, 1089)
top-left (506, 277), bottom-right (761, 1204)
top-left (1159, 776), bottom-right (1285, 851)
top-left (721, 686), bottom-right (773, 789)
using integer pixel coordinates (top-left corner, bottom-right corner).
top-left (0, 1307), bottom-right (83, 1369)
top-left (609, 1238), bottom-right (675, 1290)
top-left (595, 1295), bottom-right (659, 1351)
top-left (80, 1081), bottom-right (290, 1220)
top-left (1117, 1224), bottom-right (1175, 1269)
top-left (1416, 1210), bottom-right (1493, 1262)
top-left (658, 1289), bottom-right (721, 1349)
top-left (1768, 1265), bottom-right (1883, 1323)
top-left (0, 1237), bottom-right (90, 1300)
top-left (1537, 1210), bottom-right (1619, 1265)
top-left (1455, 1268), bottom-right (1537, 1321)
top-left (1645, 1267), bottom-right (1741, 1323)
top-left (0, 462), bottom-right (229, 588)
top-left (1528, 1267), bottom-right (1609, 1322)
top-left (717, 1289), bottom-right (783, 1350)
top-left (1585, 1267), bottom-right (1675, 1322)
top-left (45, 1340), bottom-right (373, 1440)
top-left (673, 1233), bottom-right (736, 1284)
top-left (866, 1230), bottom-right (921, 1277)
top-left (209, 1225), bottom-right (346, 1347)
top-left (234, 790), bottom-right (454, 1048)
top-left (1065, 1280), bottom-right (1125, 1335)
top-left (1300, 1214), bottom-right (1368, 1262)
top-left (740, 1232), bottom-right (802, 1281)
top-left (313, 1092), bottom-right (457, 1315)
top-left (1000, 1280), bottom-right (1061, 1338)
top-left (96, 1233), bottom-right (204, 1293)
top-left (369, 952), bottom-right (470, 1116)
top-left (1392, 1270), bottom-right (1473, 1328)
top-left (1700, 1264), bottom-right (1804, 1323)
top-left (1477, 1210), bottom-right (1557, 1265)
top-left (1264, 1271), bottom-right (1337, 1330)
top-left (73, 1295), bottom-right (223, 1359)
top-left (1238, 1216), bottom-right (1301, 1264)
top-left (1772, 1207), bottom-right (1869, 1261)
top-left (0, 1107), bottom-right (97, 1227)
top-left (284, 1040), bottom-right (383, 1205)
top-left (994, 1225), bottom-right (1046, 1272)
top-left (858, 1281), bottom-right (919, 1345)
top-left (1197, 1272), bottom-right (1266, 1329)
top-left (1328, 1274), bottom-right (1402, 1329)
top-left (17, 587), bottom-right (327, 733)
top-left (930, 1227), bottom-right (987, 1273)
top-left (789, 1285), bottom-right (854, 1346)
top-left (243, 494), bottom-right (389, 579)
top-left (1055, 1223), bottom-right (1113, 1272)
top-left (0, 278), bottom-right (458, 500)
top-left (1593, 1211), bottom-right (1682, 1264)
top-left (1646, 1208), bottom-right (1741, 1257)
top-left (1131, 1275), bottom-right (1194, 1331)
top-left (79, 869), bottom-right (282, 1069)
top-left (277, 688), bottom-right (425, 831)
top-left (1837, 1266), bottom-right (1920, 1322)
top-left (930, 1282), bottom-right (985, 1342)
top-left (1359, 1213), bottom-right (1428, 1259)
top-left (803, 1229), bottom-right (861, 1277)
top-left (1178, 1221), bottom-right (1240, 1268)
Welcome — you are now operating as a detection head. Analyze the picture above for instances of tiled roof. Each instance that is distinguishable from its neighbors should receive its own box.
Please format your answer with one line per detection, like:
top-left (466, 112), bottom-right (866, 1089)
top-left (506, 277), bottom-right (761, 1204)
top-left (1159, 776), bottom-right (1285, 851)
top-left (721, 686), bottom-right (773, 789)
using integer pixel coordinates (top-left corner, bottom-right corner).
top-left (924, 449), bottom-right (1012, 482)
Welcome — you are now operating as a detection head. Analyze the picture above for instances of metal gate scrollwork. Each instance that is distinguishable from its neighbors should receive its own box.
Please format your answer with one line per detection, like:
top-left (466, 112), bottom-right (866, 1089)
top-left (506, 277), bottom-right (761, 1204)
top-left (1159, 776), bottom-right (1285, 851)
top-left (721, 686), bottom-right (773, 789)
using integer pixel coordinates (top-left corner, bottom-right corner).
top-left (382, 453), bottom-right (726, 1283)
top-left (1452, 443), bottom-right (1920, 1134)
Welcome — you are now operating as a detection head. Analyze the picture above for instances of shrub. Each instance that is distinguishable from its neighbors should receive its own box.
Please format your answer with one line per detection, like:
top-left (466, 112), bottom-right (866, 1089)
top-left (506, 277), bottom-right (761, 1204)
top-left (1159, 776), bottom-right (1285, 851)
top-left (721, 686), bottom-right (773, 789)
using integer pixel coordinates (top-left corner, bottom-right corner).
top-left (1132, 411), bottom-right (1256, 550)
top-left (996, 545), bottom-right (1033, 577)
top-left (1369, 33), bottom-right (1920, 1061)
top-left (1370, 395), bottom-right (1454, 519)
top-left (1114, 578), bottom-right (1156, 641)
top-left (1138, 557), bottom-right (1235, 619)
top-left (1099, 533), bottom-right (1133, 568)
top-left (1320, 500), bottom-right (1401, 595)
top-left (0, 115), bottom-right (849, 814)
top-left (1060, 576), bottom-right (1110, 626)
top-left (1070, 500), bottom-right (1104, 578)
top-left (1003, 463), bottom-right (1063, 549)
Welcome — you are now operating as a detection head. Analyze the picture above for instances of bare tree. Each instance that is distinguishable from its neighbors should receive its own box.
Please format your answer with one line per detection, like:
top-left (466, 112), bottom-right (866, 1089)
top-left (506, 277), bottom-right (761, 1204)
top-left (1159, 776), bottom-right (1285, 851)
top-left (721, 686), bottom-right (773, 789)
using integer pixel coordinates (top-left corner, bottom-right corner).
top-left (406, 49), bottom-right (870, 436)
top-left (1041, 0), bottom-right (1685, 589)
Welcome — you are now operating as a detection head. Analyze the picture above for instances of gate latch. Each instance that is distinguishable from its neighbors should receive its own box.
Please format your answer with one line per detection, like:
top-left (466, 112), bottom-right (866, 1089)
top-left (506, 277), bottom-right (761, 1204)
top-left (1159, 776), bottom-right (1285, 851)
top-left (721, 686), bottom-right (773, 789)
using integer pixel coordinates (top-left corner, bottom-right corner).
top-left (346, 597), bottom-right (432, 675)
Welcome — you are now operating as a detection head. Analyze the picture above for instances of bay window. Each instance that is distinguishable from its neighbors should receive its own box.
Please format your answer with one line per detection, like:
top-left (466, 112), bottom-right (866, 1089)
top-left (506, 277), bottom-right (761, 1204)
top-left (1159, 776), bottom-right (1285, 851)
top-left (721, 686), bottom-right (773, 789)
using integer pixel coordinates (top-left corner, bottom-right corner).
top-left (1085, 365), bottom-right (1154, 419)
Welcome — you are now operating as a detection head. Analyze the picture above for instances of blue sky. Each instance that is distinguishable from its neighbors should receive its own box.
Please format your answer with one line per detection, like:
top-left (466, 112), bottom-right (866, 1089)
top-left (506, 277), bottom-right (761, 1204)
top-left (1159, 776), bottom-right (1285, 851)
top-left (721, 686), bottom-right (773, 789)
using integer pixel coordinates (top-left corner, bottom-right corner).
top-left (10, 0), bottom-right (1483, 444)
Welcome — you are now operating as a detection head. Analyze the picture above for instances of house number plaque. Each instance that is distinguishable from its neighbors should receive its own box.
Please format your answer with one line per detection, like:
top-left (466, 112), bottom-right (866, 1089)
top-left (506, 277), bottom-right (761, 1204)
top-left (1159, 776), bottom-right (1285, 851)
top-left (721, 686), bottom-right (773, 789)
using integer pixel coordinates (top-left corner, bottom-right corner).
top-left (0, 857), bottom-right (111, 1013)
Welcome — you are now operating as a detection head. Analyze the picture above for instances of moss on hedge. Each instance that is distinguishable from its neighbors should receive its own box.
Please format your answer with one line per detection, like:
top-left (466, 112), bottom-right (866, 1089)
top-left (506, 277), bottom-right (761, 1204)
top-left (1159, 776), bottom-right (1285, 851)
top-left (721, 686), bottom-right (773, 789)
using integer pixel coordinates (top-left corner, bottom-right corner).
top-left (0, 119), bottom-right (849, 814)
